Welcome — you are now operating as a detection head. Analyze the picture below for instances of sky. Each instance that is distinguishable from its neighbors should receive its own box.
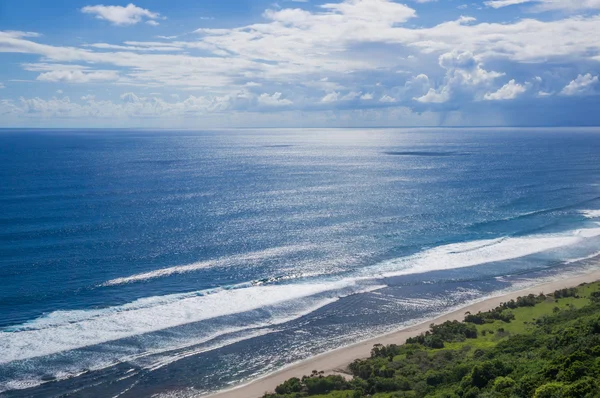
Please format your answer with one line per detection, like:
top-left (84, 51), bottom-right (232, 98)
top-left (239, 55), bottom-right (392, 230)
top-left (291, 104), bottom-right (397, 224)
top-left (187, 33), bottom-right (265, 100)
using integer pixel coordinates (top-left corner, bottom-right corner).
top-left (0, 0), bottom-right (599, 128)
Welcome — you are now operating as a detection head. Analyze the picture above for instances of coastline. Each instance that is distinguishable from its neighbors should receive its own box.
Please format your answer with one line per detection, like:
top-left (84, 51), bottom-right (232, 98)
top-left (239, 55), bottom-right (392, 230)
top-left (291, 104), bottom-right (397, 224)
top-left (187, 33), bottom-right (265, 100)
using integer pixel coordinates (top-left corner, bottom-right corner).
top-left (208, 268), bottom-right (600, 398)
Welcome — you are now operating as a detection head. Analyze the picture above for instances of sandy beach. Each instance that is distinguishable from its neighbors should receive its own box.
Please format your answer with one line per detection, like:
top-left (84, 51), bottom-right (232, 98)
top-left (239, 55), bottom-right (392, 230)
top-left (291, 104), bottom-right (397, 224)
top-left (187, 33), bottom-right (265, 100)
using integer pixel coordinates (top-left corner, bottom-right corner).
top-left (209, 269), bottom-right (600, 398)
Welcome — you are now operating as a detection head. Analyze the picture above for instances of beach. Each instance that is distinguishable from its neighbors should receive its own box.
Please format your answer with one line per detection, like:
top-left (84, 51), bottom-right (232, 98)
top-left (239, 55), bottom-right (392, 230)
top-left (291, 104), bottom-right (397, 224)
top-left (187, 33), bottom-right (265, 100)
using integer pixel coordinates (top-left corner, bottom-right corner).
top-left (209, 269), bottom-right (600, 398)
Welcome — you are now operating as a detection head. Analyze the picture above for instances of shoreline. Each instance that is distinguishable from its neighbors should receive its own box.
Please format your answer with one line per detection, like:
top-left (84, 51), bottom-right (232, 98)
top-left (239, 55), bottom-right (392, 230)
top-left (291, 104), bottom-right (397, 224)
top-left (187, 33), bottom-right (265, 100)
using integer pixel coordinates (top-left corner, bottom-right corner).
top-left (208, 268), bottom-right (600, 398)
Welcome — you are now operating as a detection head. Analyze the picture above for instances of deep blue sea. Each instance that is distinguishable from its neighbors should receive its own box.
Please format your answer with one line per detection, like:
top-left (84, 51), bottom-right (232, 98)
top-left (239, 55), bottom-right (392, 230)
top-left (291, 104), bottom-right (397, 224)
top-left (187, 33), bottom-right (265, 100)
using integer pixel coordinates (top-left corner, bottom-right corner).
top-left (2, 128), bottom-right (600, 397)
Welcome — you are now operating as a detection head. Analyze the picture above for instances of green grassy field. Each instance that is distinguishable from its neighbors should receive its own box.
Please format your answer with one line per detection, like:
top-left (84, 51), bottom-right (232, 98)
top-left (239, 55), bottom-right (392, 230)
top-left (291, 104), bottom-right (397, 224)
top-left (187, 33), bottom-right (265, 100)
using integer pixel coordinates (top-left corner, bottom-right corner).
top-left (263, 281), bottom-right (600, 398)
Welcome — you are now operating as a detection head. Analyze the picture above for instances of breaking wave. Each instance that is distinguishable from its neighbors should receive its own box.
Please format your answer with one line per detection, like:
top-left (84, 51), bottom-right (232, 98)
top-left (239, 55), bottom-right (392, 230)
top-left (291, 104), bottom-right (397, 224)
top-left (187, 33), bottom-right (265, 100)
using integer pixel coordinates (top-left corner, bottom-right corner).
top-left (580, 209), bottom-right (600, 219)
top-left (363, 227), bottom-right (600, 278)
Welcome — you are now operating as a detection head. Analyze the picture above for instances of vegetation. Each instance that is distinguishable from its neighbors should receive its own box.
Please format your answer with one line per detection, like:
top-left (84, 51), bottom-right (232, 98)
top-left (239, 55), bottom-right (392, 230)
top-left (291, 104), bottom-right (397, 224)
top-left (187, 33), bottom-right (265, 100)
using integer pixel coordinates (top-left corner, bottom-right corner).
top-left (263, 282), bottom-right (600, 398)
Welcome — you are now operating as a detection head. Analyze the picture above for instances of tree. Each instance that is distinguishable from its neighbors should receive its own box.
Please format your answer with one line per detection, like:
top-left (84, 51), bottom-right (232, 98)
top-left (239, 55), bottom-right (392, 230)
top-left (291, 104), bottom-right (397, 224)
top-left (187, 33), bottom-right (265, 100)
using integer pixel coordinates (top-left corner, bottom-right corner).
top-left (533, 382), bottom-right (567, 398)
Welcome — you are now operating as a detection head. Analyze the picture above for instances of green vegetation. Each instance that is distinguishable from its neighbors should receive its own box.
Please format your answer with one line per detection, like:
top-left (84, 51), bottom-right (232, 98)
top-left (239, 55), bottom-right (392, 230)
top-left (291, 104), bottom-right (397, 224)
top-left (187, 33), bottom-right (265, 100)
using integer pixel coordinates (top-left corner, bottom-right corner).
top-left (263, 282), bottom-right (600, 398)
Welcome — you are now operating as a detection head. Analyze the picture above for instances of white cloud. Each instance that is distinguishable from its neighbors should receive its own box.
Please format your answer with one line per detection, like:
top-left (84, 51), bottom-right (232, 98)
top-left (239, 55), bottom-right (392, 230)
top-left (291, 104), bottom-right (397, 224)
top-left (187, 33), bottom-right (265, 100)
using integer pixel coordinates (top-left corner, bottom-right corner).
top-left (341, 91), bottom-right (361, 100)
top-left (379, 94), bottom-right (396, 103)
top-left (537, 91), bottom-right (552, 97)
top-left (146, 20), bottom-right (160, 26)
top-left (81, 4), bottom-right (162, 26)
top-left (2, 3), bottom-right (600, 95)
top-left (484, 0), bottom-right (532, 8)
top-left (321, 92), bottom-right (340, 103)
top-left (258, 92), bottom-right (293, 106)
top-left (3, 91), bottom-right (295, 120)
top-left (484, 79), bottom-right (526, 100)
top-left (415, 50), bottom-right (502, 103)
top-left (561, 73), bottom-right (599, 96)
top-left (0, 83), bottom-right (4, 89)
top-left (320, 91), bottom-right (363, 102)
top-left (36, 70), bottom-right (120, 83)
top-left (85, 42), bottom-right (183, 52)
top-left (416, 88), bottom-right (450, 103)
top-left (485, 0), bottom-right (600, 10)
top-left (2, 31), bottom-right (40, 38)
top-left (1, 94), bottom-right (446, 128)
top-left (56, 89), bottom-right (63, 94)
top-left (1, 0), bottom-right (600, 120)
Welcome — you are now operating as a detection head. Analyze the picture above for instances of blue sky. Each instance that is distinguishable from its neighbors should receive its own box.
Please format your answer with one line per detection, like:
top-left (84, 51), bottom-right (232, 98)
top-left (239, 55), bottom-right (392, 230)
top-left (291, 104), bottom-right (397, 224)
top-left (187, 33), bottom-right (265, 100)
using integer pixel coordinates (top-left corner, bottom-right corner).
top-left (0, 0), bottom-right (599, 127)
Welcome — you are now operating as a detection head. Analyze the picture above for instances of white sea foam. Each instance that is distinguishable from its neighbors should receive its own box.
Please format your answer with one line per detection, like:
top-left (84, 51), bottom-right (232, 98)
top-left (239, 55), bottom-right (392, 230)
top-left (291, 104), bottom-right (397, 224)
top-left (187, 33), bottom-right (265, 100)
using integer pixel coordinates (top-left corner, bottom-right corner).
top-left (0, 279), bottom-right (379, 364)
top-left (4, 225), bottom-right (600, 379)
top-left (102, 244), bottom-right (316, 286)
top-left (564, 250), bottom-right (600, 264)
top-left (580, 209), bottom-right (600, 219)
top-left (365, 227), bottom-right (600, 278)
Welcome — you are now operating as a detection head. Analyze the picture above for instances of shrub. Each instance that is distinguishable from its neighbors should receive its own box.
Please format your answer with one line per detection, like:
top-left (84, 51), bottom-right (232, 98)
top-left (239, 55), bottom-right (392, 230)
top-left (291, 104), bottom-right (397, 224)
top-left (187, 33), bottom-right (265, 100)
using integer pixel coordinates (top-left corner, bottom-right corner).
top-left (493, 376), bottom-right (516, 392)
top-left (303, 375), bottom-right (349, 395)
top-left (533, 382), bottom-right (567, 398)
top-left (566, 376), bottom-right (597, 397)
top-left (274, 377), bottom-right (302, 394)
top-left (468, 360), bottom-right (510, 389)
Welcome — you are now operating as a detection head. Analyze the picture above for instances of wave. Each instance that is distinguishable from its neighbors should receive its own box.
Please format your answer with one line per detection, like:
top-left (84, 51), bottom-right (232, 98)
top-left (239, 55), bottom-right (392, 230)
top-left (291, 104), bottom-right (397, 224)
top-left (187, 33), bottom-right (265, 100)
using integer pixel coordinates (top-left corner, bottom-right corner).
top-left (102, 244), bottom-right (317, 286)
top-left (580, 209), bottom-right (600, 219)
top-left (0, 279), bottom-right (385, 364)
top-left (564, 250), bottom-right (600, 264)
top-left (4, 224), bottom-right (600, 393)
top-left (364, 227), bottom-right (600, 278)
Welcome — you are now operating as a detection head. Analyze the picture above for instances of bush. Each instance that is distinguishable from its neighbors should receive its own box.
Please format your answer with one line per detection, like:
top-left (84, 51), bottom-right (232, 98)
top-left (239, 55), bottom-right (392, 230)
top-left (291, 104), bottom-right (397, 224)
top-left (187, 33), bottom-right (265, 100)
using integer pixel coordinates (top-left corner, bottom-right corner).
top-left (566, 376), bottom-right (598, 397)
top-left (468, 360), bottom-right (510, 389)
top-left (274, 377), bottom-right (302, 394)
top-left (533, 382), bottom-right (567, 398)
top-left (493, 376), bottom-right (516, 392)
top-left (554, 288), bottom-right (577, 299)
top-left (303, 375), bottom-right (349, 395)
top-left (407, 321), bottom-right (477, 347)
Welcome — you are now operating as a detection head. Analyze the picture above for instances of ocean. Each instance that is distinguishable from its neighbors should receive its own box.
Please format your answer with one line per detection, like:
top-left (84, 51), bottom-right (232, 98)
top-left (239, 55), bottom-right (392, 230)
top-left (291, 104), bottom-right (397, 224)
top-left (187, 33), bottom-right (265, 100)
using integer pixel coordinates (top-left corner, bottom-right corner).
top-left (1, 127), bottom-right (600, 397)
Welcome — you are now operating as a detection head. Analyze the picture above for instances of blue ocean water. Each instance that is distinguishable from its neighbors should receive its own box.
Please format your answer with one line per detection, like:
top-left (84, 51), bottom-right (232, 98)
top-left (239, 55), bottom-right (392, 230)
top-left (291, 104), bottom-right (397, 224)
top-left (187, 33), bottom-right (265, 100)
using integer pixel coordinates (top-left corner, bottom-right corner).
top-left (1, 128), bottom-right (600, 397)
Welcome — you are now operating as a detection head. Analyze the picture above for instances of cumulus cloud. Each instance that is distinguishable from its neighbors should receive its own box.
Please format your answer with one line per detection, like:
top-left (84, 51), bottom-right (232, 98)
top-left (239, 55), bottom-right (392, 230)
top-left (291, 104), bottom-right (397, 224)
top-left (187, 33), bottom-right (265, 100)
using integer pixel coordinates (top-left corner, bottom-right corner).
top-left (81, 4), bottom-right (162, 26)
top-left (1, 0), bottom-right (600, 123)
top-left (257, 92), bottom-right (293, 106)
top-left (0, 83), bottom-right (4, 89)
top-left (561, 73), bottom-right (599, 96)
top-left (2, 3), bottom-right (600, 94)
top-left (484, 79), bottom-right (526, 100)
top-left (416, 88), bottom-right (451, 103)
top-left (415, 50), bottom-right (503, 103)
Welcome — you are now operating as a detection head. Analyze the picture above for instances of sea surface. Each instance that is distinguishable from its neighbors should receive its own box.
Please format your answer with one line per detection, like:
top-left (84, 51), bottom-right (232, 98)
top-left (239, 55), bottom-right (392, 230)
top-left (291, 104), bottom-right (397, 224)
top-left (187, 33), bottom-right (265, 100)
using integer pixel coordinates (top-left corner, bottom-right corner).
top-left (1, 128), bottom-right (600, 397)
